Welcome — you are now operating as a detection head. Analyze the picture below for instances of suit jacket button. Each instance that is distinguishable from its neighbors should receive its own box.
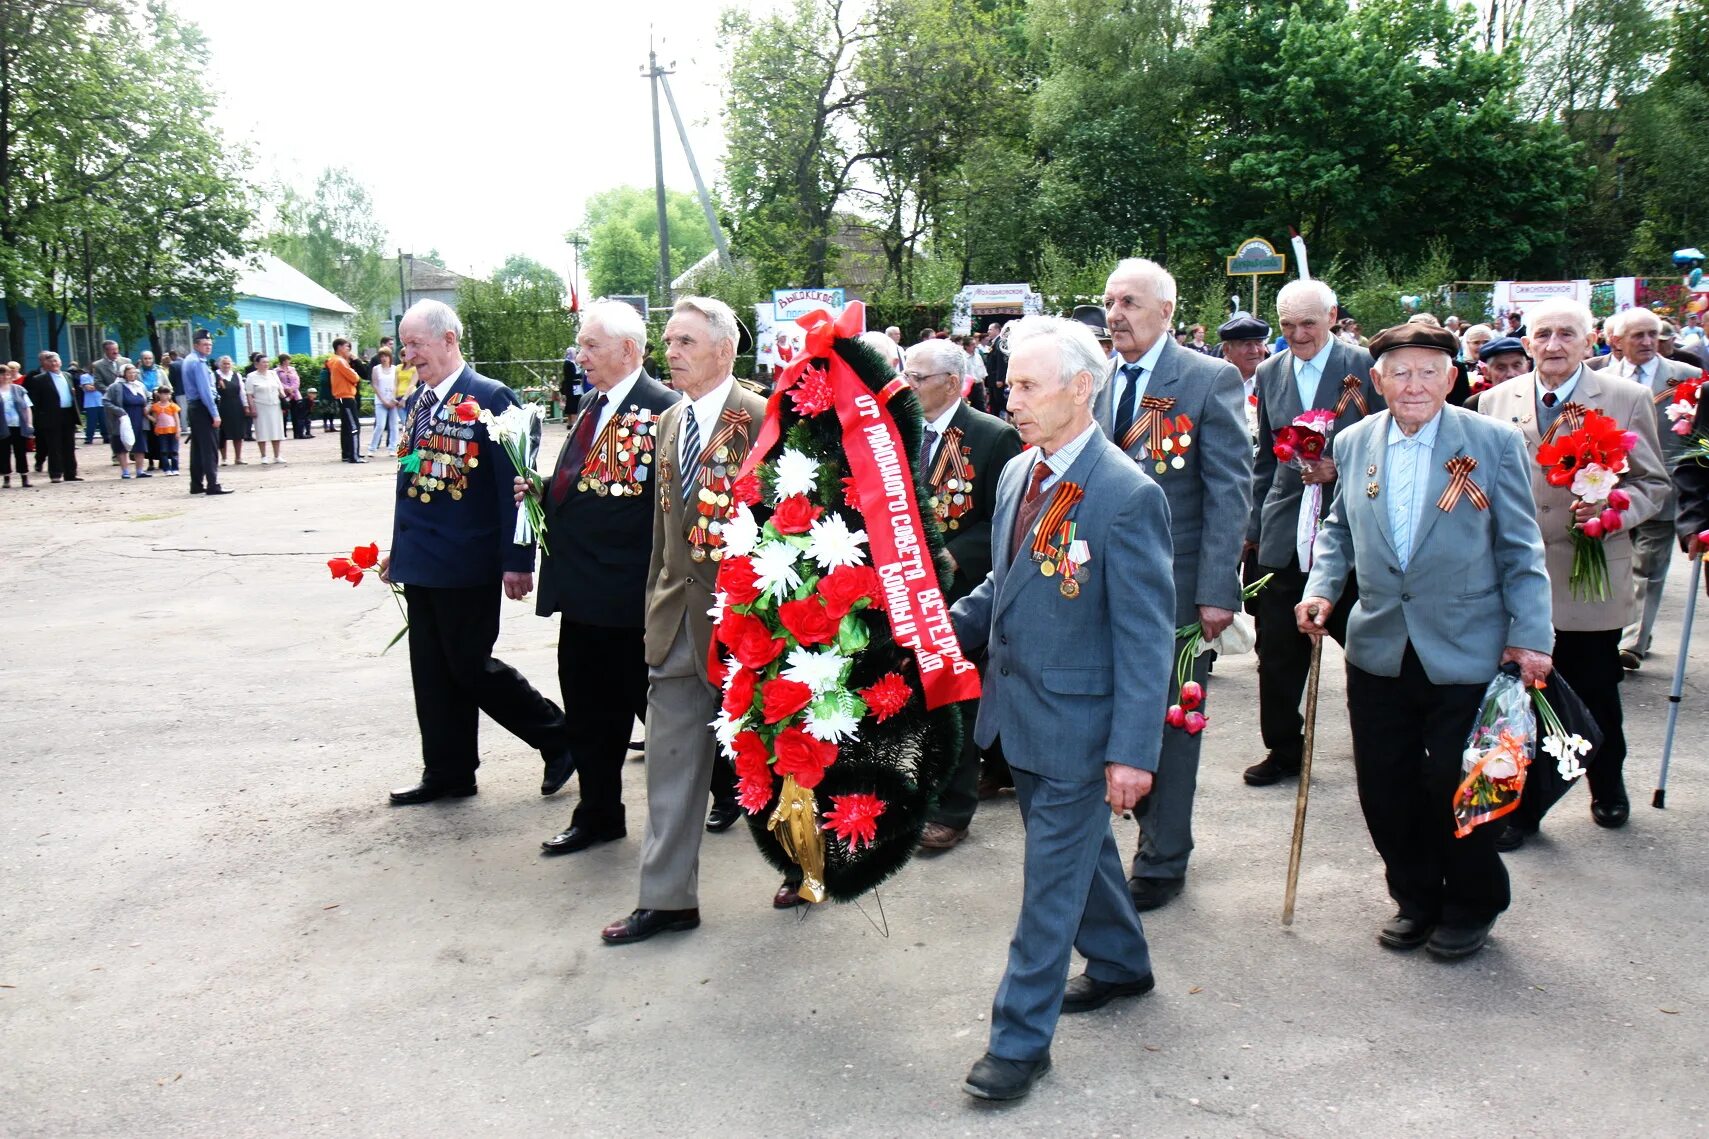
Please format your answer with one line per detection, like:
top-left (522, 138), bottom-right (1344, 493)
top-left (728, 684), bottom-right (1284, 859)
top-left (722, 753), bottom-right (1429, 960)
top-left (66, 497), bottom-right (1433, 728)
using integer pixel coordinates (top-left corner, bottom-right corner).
top-left (1000, 667), bottom-right (1010, 677)
top-left (1388, 566), bottom-right (1399, 575)
top-left (1402, 593), bottom-right (1412, 602)
top-left (1000, 635), bottom-right (1009, 645)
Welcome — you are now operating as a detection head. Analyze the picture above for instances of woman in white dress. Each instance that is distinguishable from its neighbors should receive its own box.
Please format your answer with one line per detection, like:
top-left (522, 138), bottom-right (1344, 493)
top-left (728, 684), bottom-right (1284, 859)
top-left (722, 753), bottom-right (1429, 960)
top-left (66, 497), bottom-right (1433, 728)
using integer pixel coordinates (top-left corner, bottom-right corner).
top-left (367, 347), bottom-right (399, 457)
top-left (246, 357), bottom-right (287, 464)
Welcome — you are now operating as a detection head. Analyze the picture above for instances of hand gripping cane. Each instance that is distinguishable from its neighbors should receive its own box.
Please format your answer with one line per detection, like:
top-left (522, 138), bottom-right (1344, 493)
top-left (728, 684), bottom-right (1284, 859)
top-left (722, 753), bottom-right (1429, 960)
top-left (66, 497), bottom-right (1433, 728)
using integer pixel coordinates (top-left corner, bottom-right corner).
top-left (1655, 555), bottom-right (1703, 809)
top-left (1283, 606), bottom-right (1324, 925)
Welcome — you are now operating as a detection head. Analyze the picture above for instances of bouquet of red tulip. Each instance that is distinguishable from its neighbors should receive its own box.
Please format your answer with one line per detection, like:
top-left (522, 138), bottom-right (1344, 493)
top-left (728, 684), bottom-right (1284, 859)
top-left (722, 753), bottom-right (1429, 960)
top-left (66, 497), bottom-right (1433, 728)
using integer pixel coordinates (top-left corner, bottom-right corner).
top-left (327, 541), bottom-right (409, 652)
top-left (1272, 409), bottom-right (1336, 569)
top-left (1165, 573), bottom-right (1273, 734)
top-left (1534, 410), bottom-right (1636, 601)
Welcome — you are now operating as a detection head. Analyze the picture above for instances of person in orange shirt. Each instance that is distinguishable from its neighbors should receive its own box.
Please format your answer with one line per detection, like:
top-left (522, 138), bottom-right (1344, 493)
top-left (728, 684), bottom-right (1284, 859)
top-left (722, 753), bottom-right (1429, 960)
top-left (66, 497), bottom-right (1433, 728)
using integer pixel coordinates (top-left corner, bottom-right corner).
top-left (328, 337), bottom-right (364, 463)
top-left (146, 387), bottom-right (182, 474)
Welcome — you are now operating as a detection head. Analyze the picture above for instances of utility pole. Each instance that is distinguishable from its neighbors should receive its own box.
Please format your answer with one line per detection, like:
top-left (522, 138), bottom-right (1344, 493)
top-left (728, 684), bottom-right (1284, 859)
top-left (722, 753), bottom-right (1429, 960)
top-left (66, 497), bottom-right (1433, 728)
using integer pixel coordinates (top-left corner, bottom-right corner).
top-left (566, 232), bottom-right (588, 300)
top-left (396, 248), bottom-right (410, 333)
top-left (642, 34), bottom-right (673, 307)
top-left (657, 70), bottom-right (731, 265)
top-left (83, 230), bottom-right (97, 360)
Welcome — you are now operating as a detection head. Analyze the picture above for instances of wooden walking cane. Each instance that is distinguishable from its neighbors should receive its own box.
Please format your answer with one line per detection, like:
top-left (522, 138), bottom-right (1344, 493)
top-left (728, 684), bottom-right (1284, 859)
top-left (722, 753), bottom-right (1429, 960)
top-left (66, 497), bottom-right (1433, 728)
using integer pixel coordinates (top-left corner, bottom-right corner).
top-left (1282, 606), bottom-right (1324, 926)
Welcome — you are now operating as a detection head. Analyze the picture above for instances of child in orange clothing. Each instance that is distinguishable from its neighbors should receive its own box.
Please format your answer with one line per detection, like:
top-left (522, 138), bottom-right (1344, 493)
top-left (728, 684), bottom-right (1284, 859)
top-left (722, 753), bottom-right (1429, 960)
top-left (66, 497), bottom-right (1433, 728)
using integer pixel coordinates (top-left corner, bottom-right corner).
top-left (147, 387), bottom-right (182, 474)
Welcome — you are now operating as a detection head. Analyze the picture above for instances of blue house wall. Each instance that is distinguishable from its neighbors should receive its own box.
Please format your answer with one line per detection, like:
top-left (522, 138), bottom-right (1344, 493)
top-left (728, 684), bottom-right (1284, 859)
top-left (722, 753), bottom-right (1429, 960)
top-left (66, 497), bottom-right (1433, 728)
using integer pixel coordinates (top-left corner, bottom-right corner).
top-left (4, 297), bottom-right (318, 367)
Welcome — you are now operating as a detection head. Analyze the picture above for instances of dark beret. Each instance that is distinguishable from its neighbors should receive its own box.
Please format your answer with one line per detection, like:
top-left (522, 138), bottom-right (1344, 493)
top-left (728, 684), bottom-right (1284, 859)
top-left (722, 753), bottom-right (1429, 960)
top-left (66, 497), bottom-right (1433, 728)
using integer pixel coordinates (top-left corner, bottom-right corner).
top-left (1218, 312), bottom-right (1271, 341)
top-left (1367, 323), bottom-right (1459, 361)
top-left (1478, 336), bottom-right (1527, 362)
top-left (1070, 304), bottom-right (1110, 339)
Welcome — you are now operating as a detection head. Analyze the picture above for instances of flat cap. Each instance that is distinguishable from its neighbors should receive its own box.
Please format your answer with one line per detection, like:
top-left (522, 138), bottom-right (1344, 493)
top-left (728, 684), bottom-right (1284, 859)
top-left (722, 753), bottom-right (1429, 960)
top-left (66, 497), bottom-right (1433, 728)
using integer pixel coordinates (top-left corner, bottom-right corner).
top-left (193, 328), bottom-right (213, 341)
top-left (1218, 311), bottom-right (1271, 341)
top-left (1477, 335), bottom-right (1527, 362)
top-left (1367, 322), bottom-right (1459, 361)
top-left (1070, 304), bottom-right (1110, 340)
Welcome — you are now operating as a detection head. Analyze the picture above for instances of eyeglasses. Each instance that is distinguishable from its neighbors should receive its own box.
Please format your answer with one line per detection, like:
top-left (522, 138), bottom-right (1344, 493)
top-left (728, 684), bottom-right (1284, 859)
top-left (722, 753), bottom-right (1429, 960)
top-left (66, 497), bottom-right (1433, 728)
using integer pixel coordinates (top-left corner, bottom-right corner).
top-left (902, 371), bottom-right (950, 383)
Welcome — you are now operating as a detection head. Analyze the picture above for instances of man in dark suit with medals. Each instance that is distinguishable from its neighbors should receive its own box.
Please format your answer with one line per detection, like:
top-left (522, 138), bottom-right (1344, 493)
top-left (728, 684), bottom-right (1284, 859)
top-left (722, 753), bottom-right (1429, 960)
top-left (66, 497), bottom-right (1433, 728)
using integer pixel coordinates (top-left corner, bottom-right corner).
top-left (380, 300), bottom-right (573, 805)
top-left (531, 300), bottom-right (684, 854)
top-left (904, 337), bottom-right (1023, 851)
top-left (1096, 259), bottom-right (1253, 911)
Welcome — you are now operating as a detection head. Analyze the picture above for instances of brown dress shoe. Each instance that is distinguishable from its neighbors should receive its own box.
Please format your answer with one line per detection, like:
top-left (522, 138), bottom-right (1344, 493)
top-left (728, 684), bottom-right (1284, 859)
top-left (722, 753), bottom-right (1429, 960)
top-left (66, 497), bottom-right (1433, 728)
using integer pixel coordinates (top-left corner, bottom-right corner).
top-left (773, 880), bottom-right (803, 908)
top-left (976, 777), bottom-right (1013, 800)
top-left (918, 821), bottom-right (968, 850)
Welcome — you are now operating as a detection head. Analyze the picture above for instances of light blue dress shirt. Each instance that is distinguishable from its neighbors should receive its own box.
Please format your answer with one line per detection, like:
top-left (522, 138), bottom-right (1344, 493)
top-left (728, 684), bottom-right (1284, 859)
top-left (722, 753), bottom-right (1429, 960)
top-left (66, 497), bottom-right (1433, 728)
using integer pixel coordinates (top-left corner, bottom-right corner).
top-left (49, 371), bottom-right (73, 408)
top-left (1292, 346), bottom-right (1331, 412)
top-left (1385, 410), bottom-right (1442, 571)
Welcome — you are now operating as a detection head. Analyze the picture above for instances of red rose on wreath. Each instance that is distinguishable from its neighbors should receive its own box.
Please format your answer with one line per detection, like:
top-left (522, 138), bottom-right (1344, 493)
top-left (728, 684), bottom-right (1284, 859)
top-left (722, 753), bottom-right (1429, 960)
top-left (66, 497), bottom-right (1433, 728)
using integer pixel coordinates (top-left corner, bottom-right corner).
top-left (732, 473), bottom-right (763, 507)
top-left (772, 493), bottom-right (823, 534)
top-left (819, 563), bottom-right (883, 620)
top-left (718, 611), bottom-right (786, 670)
top-left (717, 554), bottom-right (764, 606)
top-left (773, 726), bottom-right (838, 789)
top-left (778, 596), bottom-right (838, 645)
top-left (722, 667), bottom-right (759, 719)
top-left (454, 398), bottom-right (481, 423)
top-left (761, 676), bottom-right (815, 724)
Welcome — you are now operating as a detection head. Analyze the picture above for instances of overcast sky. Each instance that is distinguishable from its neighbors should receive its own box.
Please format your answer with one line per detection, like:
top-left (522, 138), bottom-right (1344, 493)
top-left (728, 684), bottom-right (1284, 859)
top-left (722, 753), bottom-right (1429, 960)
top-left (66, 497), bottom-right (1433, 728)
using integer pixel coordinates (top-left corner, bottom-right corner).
top-left (178, 0), bottom-right (778, 285)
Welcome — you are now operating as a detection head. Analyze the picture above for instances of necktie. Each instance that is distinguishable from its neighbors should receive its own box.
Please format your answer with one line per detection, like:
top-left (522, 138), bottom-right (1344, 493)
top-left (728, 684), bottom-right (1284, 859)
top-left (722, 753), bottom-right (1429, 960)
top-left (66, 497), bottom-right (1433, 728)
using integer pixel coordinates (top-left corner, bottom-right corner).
top-left (681, 404), bottom-right (702, 492)
top-left (920, 427), bottom-right (938, 471)
top-left (1392, 441), bottom-right (1417, 570)
top-left (1010, 460), bottom-right (1053, 561)
top-left (1542, 391), bottom-right (1558, 408)
top-left (550, 393), bottom-right (605, 507)
top-left (409, 388), bottom-right (439, 449)
top-left (1113, 364), bottom-right (1143, 441)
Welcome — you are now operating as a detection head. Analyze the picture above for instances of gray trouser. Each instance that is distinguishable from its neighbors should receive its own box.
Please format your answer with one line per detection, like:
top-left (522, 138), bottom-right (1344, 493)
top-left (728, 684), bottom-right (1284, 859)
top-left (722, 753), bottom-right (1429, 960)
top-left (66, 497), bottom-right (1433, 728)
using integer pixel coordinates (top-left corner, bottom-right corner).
top-left (1621, 515), bottom-right (1677, 656)
top-left (1131, 636), bottom-right (1209, 881)
top-left (636, 616), bottom-right (720, 911)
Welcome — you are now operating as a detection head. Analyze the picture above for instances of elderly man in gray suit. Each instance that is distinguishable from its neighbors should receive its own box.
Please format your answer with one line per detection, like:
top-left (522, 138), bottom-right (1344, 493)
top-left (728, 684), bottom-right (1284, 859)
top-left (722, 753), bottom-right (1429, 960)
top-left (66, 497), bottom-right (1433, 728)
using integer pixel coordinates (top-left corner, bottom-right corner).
top-left (1095, 257), bottom-right (1252, 910)
top-left (1245, 279), bottom-right (1383, 786)
top-left (950, 314), bottom-right (1175, 1101)
top-left (1589, 307), bottom-right (1702, 668)
top-left (1299, 323), bottom-right (1553, 961)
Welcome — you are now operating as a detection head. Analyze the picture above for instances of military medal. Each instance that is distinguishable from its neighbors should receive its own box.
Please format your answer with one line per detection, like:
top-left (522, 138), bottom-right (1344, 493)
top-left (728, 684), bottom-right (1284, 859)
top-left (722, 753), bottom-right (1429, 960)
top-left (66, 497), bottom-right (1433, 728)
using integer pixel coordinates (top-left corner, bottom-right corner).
top-left (578, 405), bottom-right (657, 497)
top-left (928, 427), bottom-right (977, 533)
top-left (1027, 481), bottom-right (1087, 598)
top-left (684, 408), bottom-right (753, 561)
top-left (1367, 482), bottom-right (1380, 498)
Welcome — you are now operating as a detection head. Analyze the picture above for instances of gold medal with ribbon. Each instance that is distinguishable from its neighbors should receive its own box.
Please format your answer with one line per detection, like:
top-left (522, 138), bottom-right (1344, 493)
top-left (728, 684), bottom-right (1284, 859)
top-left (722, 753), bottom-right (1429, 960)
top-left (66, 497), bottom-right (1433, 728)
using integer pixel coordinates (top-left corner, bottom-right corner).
top-left (1119, 396), bottom-right (1195, 474)
top-left (577, 406), bottom-right (658, 498)
top-left (404, 393), bottom-right (479, 503)
top-left (1029, 480), bottom-right (1087, 596)
top-left (686, 408), bottom-right (753, 562)
top-left (1334, 374), bottom-right (1369, 417)
top-left (927, 426), bottom-right (976, 530)
top-left (1435, 454), bottom-right (1490, 512)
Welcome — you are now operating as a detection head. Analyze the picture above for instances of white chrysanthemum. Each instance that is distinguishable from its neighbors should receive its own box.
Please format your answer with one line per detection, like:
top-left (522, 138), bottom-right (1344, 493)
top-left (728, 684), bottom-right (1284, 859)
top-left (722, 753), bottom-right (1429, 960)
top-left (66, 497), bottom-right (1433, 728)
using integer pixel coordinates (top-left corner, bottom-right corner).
top-left (751, 540), bottom-right (804, 601)
top-left (707, 589), bottom-right (728, 626)
top-left (782, 645), bottom-right (850, 695)
top-left (805, 512), bottom-right (868, 571)
top-left (805, 697), bottom-right (861, 743)
top-left (721, 504), bottom-right (760, 557)
top-left (773, 448), bottom-right (820, 499)
top-left (710, 707), bottom-right (743, 758)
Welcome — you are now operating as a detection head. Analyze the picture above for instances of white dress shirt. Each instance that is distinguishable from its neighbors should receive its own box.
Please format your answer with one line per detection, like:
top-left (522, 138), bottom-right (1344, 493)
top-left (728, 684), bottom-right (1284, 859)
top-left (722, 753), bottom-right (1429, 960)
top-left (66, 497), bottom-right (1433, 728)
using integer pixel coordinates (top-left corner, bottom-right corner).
top-left (593, 369), bottom-right (643, 436)
top-left (679, 376), bottom-right (735, 468)
top-left (1112, 331), bottom-right (1169, 412)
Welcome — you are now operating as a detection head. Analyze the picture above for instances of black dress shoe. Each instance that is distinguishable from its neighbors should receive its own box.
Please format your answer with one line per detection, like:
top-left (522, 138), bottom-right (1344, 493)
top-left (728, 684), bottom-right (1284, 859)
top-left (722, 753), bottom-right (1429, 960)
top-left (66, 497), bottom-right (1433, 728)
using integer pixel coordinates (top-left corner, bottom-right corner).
top-left (1127, 876), bottom-right (1185, 912)
top-left (1243, 754), bottom-right (1301, 786)
top-left (540, 823), bottom-right (626, 854)
top-left (1378, 912), bottom-right (1434, 950)
top-left (388, 780), bottom-right (477, 805)
top-left (541, 749), bottom-right (575, 796)
top-left (963, 1052), bottom-right (1051, 1101)
top-left (600, 907), bottom-right (700, 944)
top-left (1618, 649), bottom-right (1641, 671)
top-left (1425, 918), bottom-right (1496, 960)
top-left (773, 879), bottom-right (803, 908)
top-left (706, 799), bottom-right (742, 833)
top-left (1591, 797), bottom-right (1630, 828)
top-left (204, 487), bottom-right (233, 495)
top-left (1495, 821), bottom-right (1536, 852)
top-left (1061, 971), bottom-right (1155, 1014)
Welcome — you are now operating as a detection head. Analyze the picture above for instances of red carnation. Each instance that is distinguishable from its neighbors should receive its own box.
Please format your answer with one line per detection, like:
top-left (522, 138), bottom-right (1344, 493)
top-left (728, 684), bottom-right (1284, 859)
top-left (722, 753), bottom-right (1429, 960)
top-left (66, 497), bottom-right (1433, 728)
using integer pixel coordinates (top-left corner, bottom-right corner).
top-left (790, 367), bottom-right (835, 416)
top-left (717, 554), bottom-right (764, 606)
top-left (859, 672), bottom-right (912, 722)
top-left (351, 542), bottom-right (380, 569)
top-left (773, 726), bottom-right (838, 789)
top-left (772, 493), bottom-right (823, 535)
top-left (718, 611), bottom-right (786, 670)
top-left (823, 792), bottom-right (887, 851)
top-left (454, 398), bottom-right (481, 422)
top-left (732, 473), bottom-right (763, 507)
top-left (761, 676), bottom-right (815, 724)
top-left (820, 563), bottom-right (883, 620)
top-left (732, 731), bottom-right (774, 814)
top-left (723, 667), bottom-right (759, 719)
top-left (778, 596), bottom-right (838, 645)
top-left (736, 775), bottom-right (773, 814)
top-left (840, 475), bottom-right (860, 507)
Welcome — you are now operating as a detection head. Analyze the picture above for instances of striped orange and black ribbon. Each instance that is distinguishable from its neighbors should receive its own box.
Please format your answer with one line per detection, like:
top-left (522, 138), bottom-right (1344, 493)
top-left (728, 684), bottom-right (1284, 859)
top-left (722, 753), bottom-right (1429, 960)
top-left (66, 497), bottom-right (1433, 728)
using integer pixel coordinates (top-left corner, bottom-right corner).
top-left (1029, 480), bottom-right (1085, 562)
top-left (1435, 455), bottom-right (1490, 512)
top-left (1118, 395), bottom-right (1176, 453)
top-left (1540, 401), bottom-right (1588, 445)
top-left (692, 408), bottom-right (753, 481)
top-left (1333, 375), bottom-right (1368, 417)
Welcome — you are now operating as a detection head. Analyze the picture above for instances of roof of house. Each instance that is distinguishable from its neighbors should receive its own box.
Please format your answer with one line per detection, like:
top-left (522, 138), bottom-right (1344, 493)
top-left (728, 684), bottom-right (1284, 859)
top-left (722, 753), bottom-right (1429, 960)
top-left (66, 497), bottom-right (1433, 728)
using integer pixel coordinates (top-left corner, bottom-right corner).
top-left (237, 253), bottom-right (356, 315)
top-left (406, 260), bottom-right (473, 292)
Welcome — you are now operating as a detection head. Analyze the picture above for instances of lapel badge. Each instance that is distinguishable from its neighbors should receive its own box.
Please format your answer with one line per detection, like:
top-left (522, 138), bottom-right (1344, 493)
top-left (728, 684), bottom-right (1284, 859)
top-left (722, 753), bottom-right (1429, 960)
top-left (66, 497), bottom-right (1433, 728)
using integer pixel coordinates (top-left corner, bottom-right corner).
top-left (1366, 482), bottom-right (1380, 499)
top-left (1366, 464), bottom-right (1377, 477)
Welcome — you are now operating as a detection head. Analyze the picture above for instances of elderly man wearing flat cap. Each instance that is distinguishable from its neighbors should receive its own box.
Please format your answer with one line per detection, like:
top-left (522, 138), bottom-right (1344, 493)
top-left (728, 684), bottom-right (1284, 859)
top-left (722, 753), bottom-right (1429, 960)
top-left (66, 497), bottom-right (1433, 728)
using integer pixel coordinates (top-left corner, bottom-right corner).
top-left (1298, 323), bottom-right (1553, 960)
top-left (1220, 312), bottom-right (1271, 611)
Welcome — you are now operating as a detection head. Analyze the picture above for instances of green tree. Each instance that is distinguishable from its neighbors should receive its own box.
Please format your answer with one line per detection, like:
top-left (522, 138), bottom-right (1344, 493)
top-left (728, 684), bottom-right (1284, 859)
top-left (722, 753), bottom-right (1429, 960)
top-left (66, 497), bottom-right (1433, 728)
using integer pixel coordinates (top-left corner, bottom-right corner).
top-left (267, 167), bottom-right (392, 342)
top-left (493, 253), bottom-right (565, 298)
top-left (1616, 0), bottom-right (1709, 269)
top-left (578, 186), bottom-right (714, 301)
top-left (585, 217), bottom-right (656, 299)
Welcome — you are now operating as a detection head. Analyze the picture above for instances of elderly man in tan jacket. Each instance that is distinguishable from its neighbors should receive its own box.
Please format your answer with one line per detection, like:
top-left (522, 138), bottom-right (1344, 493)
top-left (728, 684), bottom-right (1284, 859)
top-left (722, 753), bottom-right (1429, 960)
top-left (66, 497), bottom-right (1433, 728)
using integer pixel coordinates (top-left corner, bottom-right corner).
top-left (1477, 297), bottom-right (1669, 849)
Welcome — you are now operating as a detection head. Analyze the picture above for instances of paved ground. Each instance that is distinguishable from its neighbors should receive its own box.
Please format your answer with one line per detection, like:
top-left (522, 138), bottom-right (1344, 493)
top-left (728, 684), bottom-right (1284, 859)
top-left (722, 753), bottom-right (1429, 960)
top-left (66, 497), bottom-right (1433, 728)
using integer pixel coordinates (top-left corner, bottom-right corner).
top-left (4, 427), bottom-right (1707, 1137)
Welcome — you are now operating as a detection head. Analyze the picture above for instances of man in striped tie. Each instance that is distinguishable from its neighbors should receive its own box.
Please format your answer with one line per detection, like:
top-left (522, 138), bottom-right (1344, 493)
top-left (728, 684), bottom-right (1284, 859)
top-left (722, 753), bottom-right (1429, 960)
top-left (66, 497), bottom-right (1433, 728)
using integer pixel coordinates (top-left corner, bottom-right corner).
top-left (1297, 322), bottom-right (1553, 960)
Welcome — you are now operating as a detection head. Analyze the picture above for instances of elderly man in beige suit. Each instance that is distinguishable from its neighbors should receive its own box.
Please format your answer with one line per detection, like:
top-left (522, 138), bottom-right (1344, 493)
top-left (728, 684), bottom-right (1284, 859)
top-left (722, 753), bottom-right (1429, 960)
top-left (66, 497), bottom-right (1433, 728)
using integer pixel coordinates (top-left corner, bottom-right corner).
top-left (599, 296), bottom-right (768, 945)
top-left (1477, 297), bottom-right (1669, 850)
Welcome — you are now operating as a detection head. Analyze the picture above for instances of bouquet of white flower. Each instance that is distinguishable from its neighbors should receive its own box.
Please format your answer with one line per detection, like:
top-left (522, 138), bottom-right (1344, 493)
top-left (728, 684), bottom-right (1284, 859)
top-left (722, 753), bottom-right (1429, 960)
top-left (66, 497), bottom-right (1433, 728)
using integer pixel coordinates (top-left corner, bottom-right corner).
top-left (480, 403), bottom-right (545, 545)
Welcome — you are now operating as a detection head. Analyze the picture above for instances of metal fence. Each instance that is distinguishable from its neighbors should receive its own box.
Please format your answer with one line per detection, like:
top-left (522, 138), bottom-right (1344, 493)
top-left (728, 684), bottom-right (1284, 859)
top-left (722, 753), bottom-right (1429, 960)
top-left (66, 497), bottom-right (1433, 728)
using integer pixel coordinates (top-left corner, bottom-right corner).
top-left (467, 359), bottom-right (571, 420)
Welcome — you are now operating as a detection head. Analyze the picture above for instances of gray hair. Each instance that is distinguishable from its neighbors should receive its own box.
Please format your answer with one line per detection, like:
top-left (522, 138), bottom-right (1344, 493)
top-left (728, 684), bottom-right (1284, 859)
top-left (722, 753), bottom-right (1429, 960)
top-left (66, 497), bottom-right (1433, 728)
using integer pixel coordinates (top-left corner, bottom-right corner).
top-left (1619, 307), bottom-right (1661, 334)
top-left (858, 330), bottom-right (905, 374)
top-left (581, 299), bottom-right (648, 354)
top-left (672, 295), bottom-right (739, 348)
top-left (1007, 314), bottom-right (1112, 395)
top-left (1525, 297), bottom-right (1594, 338)
top-left (1109, 257), bottom-right (1178, 305)
top-left (905, 337), bottom-right (965, 379)
top-left (403, 298), bottom-right (464, 341)
top-left (1276, 278), bottom-right (1338, 316)
top-left (1463, 323), bottom-right (1494, 341)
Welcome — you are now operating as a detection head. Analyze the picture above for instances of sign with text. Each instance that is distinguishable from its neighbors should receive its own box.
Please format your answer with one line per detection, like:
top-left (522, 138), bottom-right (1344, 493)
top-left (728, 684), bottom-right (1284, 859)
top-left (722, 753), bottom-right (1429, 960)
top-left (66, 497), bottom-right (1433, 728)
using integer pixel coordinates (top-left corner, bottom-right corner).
top-left (1227, 238), bottom-right (1287, 277)
top-left (772, 288), bottom-right (846, 321)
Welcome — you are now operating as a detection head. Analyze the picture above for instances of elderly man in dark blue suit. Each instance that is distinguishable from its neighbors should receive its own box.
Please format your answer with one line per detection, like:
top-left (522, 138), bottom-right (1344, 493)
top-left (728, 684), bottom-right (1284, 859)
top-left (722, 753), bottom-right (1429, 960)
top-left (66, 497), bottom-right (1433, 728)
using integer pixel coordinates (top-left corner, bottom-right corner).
top-left (380, 300), bottom-right (572, 805)
top-left (951, 314), bottom-right (1176, 1101)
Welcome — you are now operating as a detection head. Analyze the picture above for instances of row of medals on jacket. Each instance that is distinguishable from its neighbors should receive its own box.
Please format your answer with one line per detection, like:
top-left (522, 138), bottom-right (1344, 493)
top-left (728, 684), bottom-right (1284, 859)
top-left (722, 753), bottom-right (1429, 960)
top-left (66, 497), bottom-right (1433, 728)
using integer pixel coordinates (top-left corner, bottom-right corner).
top-left (577, 404), bottom-right (740, 563)
top-left (406, 403), bottom-right (478, 503)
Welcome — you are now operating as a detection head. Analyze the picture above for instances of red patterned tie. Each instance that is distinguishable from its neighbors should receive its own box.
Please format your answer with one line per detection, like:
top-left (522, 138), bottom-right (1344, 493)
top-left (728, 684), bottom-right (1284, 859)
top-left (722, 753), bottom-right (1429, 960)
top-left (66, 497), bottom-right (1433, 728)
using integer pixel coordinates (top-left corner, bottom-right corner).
top-left (1009, 460), bottom-right (1052, 561)
top-left (550, 393), bottom-right (606, 507)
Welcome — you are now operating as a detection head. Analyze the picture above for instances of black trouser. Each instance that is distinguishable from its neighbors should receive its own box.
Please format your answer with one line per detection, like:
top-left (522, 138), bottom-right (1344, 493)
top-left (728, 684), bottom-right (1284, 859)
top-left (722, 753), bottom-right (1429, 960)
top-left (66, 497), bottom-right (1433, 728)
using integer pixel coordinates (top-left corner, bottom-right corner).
top-left (1, 432), bottom-right (27, 476)
top-left (290, 398), bottom-right (312, 438)
top-left (1256, 556), bottom-right (1355, 764)
top-left (1347, 644), bottom-right (1509, 928)
top-left (321, 400), bottom-right (335, 431)
top-left (930, 646), bottom-right (989, 829)
top-left (558, 618), bottom-right (650, 830)
top-left (42, 414), bottom-right (78, 479)
top-left (404, 583), bottom-right (568, 786)
top-left (188, 402), bottom-right (221, 491)
top-left (1512, 628), bottom-right (1626, 828)
top-left (338, 397), bottom-right (360, 460)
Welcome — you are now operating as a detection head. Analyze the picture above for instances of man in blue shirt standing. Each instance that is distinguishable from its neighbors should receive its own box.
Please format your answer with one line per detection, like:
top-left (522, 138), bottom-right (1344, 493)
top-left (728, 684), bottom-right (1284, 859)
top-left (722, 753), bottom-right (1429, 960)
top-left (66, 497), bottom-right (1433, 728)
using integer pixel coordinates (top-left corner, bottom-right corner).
top-left (181, 329), bottom-right (232, 496)
top-left (23, 352), bottom-right (83, 482)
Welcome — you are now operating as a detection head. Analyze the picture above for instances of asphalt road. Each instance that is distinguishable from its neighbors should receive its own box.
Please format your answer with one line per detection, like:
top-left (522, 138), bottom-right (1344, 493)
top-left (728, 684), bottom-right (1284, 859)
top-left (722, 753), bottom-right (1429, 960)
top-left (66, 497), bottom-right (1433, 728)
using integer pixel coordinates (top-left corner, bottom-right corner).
top-left (4, 429), bottom-right (1706, 1137)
